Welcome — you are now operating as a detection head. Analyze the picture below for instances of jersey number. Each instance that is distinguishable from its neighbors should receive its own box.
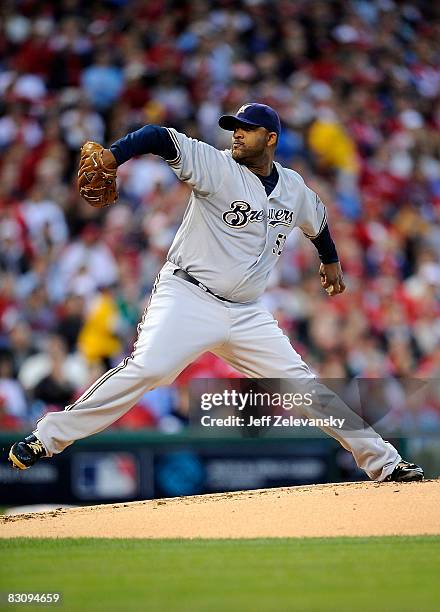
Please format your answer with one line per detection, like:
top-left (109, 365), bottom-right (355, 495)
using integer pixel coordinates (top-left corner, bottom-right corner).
top-left (273, 233), bottom-right (287, 256)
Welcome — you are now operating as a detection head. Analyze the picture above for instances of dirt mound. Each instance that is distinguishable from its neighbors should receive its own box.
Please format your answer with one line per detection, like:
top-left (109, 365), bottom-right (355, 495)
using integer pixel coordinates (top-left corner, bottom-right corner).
top-left (1, 480), bottom-right (439, 539)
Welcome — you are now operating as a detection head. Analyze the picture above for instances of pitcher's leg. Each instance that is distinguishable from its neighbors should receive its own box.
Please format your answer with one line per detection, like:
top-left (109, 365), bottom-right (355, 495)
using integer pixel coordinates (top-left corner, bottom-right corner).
top-left (285, 379), bottom-right (402, 481)
top-left (215, 303), bottom-right (401, 481)
top-left (36, 357), bottom-right (160, 455)
top-left (35, 271), bottom-right (230, 456)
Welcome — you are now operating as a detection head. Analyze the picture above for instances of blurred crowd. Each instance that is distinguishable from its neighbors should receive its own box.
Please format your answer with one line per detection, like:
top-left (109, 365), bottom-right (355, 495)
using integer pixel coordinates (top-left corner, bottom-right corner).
top-left (0, 0), bottom-right (439, 432)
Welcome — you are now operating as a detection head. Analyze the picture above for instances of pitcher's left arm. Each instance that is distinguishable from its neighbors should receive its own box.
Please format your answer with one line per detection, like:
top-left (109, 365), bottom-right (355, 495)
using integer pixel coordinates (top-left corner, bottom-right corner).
top-left (296, 182), bottom-right (345, 297)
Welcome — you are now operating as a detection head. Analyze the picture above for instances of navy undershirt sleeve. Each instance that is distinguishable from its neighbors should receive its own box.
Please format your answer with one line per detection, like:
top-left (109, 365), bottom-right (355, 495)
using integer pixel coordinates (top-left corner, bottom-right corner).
top-left (110, 125), bottom-right (177, 166)
top-left (310, 224), bottom-right (339, 264)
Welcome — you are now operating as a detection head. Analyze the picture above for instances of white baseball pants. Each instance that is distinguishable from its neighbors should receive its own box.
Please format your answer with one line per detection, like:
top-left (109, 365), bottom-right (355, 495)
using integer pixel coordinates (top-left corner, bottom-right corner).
top-left (36, 261), bottom-right (401, 480)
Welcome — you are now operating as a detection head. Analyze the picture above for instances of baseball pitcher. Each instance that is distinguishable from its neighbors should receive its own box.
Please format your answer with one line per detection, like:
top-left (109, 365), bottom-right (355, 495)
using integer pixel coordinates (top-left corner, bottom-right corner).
top-left (9, 103), bottom-right (423, 482)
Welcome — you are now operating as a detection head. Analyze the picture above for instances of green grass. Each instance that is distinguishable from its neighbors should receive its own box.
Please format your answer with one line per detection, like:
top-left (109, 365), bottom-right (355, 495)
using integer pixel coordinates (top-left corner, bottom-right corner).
top-left (0, 537), bottom-right (438, 612)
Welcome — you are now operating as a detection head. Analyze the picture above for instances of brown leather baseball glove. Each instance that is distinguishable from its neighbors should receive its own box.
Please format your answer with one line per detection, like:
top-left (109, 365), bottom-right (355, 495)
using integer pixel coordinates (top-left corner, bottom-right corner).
top-left (78, 141), bottom-right (118, 208)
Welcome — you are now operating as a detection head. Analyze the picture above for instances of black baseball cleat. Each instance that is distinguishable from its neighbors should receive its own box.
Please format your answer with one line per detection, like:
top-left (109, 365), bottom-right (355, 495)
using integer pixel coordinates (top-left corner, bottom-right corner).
top-left (385, 461), bottom-right (424, 482)
top-left (8, 434), bottom-right (47, 470)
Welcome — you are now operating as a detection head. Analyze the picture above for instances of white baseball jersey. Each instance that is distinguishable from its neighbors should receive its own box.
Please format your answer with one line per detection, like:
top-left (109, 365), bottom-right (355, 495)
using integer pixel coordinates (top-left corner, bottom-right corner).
top-left (165, 128), bottom-right (326, 302)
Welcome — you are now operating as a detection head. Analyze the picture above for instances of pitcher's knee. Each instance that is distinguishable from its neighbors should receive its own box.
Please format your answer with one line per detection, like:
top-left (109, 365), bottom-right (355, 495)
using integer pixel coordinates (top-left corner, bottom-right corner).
top-left (132, 355), bottom-right (175, 389)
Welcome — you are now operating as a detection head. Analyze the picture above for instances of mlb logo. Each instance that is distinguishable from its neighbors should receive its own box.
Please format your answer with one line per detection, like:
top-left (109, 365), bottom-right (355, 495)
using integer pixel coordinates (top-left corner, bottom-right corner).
top-left (73, 452), bottom-right (138, 499)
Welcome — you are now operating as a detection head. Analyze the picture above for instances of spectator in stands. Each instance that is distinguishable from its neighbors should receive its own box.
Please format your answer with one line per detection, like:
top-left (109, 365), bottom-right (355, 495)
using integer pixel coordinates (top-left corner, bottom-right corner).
top-left (0, 349), bottom-right (28, 428)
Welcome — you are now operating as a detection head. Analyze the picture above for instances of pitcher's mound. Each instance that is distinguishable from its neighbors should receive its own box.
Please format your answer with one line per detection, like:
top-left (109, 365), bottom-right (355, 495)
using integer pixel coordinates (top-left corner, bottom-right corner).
top-left (1, 480), bottom-right (439, 539)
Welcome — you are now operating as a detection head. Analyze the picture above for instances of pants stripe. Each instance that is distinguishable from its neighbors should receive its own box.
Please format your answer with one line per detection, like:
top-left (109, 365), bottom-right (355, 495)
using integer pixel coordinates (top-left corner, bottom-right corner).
top-left (65, 273), bottom-right (161, 412)
top-left (64, 357), bottom-right (129, 411)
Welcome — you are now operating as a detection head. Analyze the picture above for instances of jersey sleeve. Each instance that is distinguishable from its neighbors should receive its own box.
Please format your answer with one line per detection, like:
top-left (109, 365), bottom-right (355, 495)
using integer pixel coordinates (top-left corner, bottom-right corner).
top-left (165, 128), bottom-right (226, 196)
top-left (295, 181), bottom-right (328, 239)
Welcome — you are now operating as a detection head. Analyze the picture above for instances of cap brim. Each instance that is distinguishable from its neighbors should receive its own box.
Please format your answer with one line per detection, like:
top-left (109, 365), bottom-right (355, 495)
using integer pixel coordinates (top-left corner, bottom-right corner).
top-left (218, 115), bottom-right (261, 131)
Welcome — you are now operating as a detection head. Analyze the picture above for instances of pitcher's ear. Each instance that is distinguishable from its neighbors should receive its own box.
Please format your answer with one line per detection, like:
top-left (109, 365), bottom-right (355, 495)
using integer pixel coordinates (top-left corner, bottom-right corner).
top-left (268, 132), bottom-right (278, 147)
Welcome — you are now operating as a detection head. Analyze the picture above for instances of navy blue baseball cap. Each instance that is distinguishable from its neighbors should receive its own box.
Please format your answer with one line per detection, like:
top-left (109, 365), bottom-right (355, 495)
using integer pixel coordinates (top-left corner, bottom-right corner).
top-left (219, 103), bottom-right (281, 136)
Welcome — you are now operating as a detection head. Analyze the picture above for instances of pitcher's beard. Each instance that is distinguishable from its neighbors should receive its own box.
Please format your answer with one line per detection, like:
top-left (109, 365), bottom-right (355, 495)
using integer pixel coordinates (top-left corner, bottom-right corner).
top-left (232, 148), bottom-right (254, 164)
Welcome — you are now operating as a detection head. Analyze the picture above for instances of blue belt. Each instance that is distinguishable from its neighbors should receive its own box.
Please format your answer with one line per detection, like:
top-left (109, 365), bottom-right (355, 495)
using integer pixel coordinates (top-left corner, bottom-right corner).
top-left (173, 269), bottom-right (235, 303)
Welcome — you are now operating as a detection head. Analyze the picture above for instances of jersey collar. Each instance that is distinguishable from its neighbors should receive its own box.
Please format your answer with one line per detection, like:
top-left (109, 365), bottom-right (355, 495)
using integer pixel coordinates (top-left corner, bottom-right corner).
top-left (256, 162), bottom-right (281, 199)
top-left (239, 160), bottom-right (282, 200)
top-left (267, 162), bottom-right (281, 200)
